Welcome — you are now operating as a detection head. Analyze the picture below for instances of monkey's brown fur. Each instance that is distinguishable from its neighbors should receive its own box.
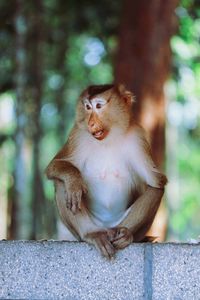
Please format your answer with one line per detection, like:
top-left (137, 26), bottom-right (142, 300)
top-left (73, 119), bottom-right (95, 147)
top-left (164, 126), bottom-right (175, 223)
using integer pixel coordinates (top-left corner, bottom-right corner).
top-left (46, 84), bottom-right (167, 259)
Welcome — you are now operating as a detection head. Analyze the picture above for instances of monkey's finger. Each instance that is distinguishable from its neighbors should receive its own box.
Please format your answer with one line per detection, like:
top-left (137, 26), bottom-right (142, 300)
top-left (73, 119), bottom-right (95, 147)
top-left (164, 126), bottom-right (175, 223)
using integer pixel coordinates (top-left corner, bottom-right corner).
top-left (109, 227), bottom-right (126, 242)
top-left (71, 205), bottom-right (76, 214)
top-left (82, 184), bottom-right (88, 194)
top-left (66, 193), bottom-right (73, 210)
top-left (66, 202), bottom-right (72, 210)
top-left (95, 238), bottom-right (108, 259)
top-left (112, 234), bottom-right (133, 249)
top-left (113, 239), bottom-right (131, 249)
top-left (106, 228), bottom-right (118, 241)
top-left (111, 227), bottom-right (133, 249)
top-left (71, 192), bottom-right (79, 214)
top-left (112, 228), bottom-right (128, 242)
top-left (97, 242), bottom-right (112, 259)
top-left (97, 238), bottom-right (115, 259)
top-left (103, 241), bottom-right (116, 259)
top-left (64, 190), bottom-right (68, 204)
top-left (76, 191), bottom-right (82, 210)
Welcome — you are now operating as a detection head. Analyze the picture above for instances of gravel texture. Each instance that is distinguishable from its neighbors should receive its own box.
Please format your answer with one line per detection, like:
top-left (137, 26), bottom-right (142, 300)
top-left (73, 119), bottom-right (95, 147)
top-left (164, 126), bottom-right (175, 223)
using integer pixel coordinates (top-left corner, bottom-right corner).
top-left (152, 243), bottom-right (200, 300)
top-left (0, 241), bottom-right (144, 300)
top-left (0, 241), bottom-right (199, 300)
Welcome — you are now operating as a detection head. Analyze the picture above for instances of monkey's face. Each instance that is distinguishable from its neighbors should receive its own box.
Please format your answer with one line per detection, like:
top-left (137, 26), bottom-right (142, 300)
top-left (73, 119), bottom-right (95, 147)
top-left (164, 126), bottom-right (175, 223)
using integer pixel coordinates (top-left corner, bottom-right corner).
top-left (82, 97), bottom-right (110, 140)
top-left (81, 95), bottom-right (131, 141)
top-left (77, 84), bottom-right (134, 141)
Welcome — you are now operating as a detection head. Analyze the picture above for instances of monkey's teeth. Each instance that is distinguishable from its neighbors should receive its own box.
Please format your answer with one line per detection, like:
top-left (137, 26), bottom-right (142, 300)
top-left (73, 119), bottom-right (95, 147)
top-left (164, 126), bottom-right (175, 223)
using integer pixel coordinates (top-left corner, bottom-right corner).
top-left (94, 131), bottom-right (103, 137)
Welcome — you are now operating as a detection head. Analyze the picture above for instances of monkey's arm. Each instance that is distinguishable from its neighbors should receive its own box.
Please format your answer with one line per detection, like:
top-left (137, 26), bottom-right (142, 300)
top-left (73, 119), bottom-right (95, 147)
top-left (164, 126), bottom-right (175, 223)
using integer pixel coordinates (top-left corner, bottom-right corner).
top-left (130, 127), bottom-right (168, 189)
top-left (111, 128), bottom-right (167, 248)
top-left (45, 126), bottom-right (77, 179)
top-left (45, 128), bottom-right (87, 213)
top-left (118, 186), bottom-right (164, 241)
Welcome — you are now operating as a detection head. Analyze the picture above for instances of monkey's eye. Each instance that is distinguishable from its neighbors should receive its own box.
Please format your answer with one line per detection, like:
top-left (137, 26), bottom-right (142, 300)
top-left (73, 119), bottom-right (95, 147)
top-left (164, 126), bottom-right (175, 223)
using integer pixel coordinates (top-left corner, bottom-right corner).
top-left (96, 103), bottom-right (102, 109)
top-left (93, 97), bottom-right (106, 109)
top-left (85, 104), bottom-right (91, 110)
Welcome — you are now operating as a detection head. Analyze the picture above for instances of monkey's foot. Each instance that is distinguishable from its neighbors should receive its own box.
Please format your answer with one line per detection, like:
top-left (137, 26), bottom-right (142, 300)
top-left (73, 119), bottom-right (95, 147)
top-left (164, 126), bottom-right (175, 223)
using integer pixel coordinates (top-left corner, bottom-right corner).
top-left (140, 236), bottom-right (158, 242)
top-left (85, 230), bottom-right (116, 260)
top-left (109, 227), bottom-right (134, 250)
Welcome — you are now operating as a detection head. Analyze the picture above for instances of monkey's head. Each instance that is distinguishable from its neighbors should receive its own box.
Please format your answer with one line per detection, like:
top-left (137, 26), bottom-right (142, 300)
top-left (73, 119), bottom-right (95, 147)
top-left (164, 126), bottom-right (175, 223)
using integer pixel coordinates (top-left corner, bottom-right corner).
top-left (76, 84), bottom-right (134, 141)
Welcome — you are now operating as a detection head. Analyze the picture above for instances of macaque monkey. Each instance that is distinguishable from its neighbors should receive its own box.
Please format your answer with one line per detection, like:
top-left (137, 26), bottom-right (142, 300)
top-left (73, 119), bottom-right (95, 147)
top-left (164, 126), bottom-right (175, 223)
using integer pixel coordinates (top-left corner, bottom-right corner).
top-left (46, 84), bottom-right (167, 259)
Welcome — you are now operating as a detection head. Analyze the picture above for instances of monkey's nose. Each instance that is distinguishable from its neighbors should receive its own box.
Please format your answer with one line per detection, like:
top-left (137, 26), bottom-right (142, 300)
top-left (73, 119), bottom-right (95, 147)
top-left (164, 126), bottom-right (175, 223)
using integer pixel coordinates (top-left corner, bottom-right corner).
top-left (88, 120), bottom-right (95, 128)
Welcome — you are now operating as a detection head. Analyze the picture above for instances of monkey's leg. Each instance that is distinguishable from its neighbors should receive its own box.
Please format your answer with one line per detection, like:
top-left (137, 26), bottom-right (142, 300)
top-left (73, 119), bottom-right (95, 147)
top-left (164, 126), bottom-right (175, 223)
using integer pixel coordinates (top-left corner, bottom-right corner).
top-left (111, 186), bottom-right (164, 249)
top-left (55, 181), bottom-right (116, 259)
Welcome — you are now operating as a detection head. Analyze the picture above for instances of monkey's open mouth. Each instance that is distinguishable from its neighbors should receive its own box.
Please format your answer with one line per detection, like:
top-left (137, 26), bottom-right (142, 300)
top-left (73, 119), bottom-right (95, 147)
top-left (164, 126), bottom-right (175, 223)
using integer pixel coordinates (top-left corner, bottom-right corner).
top-left (93, 130), bottom-right (107, 140)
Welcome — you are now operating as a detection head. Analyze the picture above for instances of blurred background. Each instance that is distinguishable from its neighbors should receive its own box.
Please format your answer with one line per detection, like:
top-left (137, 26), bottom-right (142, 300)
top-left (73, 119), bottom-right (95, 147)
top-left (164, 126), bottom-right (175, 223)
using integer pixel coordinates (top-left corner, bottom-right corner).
top-left (0, 0), bottom-right (199, 241)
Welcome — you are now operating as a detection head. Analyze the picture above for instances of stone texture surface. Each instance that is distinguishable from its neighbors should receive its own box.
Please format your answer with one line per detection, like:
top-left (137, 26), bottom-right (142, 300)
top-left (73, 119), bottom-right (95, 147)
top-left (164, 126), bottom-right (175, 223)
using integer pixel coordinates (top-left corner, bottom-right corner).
top-left (0, 241), bottom-right (200, 300)
top-left (152, 243), bottom-right (200, 300)
top-left (0, 241), bottom-right (144, 300)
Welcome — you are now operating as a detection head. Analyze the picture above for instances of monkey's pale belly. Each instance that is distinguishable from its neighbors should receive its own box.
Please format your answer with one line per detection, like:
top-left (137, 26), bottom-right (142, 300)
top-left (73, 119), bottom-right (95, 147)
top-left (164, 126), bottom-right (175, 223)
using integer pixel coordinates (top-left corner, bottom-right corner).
top-left (84, 174), bottom-right (132, 227)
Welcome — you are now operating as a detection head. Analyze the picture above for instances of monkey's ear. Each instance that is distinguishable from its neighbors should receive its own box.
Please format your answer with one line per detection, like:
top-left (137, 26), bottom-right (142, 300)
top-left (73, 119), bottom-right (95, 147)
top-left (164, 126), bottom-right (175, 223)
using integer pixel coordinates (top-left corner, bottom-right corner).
top-left (123, 91), bottom-right (135, 105)
top-left (117, 84), bottom-right (135, 105)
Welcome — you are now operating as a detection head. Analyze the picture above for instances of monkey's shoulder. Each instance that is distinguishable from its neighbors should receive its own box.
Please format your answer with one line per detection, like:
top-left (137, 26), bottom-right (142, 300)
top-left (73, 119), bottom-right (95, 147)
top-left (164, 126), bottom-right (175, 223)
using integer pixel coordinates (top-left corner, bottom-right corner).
top-left (125, 125), bottom-right (152, 153)
top-left (127, 124), bottom-right (148, 141)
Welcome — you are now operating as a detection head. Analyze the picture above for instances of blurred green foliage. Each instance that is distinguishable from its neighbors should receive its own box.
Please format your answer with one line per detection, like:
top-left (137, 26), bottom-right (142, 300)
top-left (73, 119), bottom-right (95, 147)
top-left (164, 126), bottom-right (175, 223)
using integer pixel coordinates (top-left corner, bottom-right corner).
top-left (0, 0), bottom-right (199, 240)
top-left (167, 0), bottom-right (200, 240)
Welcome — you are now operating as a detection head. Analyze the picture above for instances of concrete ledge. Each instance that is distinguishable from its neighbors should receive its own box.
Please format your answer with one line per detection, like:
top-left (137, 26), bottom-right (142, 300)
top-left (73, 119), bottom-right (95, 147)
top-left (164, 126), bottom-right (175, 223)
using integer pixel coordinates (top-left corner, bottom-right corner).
top-left (0, 241), bottom-right (199, 299)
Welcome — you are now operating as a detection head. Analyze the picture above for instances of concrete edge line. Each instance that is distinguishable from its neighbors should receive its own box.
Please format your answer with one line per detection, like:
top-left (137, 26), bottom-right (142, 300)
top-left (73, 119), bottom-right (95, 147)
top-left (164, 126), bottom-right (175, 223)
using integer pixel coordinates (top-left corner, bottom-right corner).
top-left (143, 243), bottom-right (153, 300)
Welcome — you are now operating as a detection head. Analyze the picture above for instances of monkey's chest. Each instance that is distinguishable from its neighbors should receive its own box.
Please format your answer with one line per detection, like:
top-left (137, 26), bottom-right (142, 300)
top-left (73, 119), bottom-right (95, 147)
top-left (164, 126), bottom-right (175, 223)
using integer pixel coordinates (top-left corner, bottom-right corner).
top-left (82, 157), bottom-right (133, 227)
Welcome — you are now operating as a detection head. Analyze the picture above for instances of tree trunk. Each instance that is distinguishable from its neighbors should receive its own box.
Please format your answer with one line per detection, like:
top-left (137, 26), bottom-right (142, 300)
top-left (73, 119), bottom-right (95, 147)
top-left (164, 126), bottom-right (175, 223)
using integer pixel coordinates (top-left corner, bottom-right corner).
top-left (53, 0), bottom-right (69, 145)
top-left (12, 0), bottom-right (31, 239)
top-left (29, 0), bottom-right (53, 239)
top-left (115, 0), bottom-right (178, 240)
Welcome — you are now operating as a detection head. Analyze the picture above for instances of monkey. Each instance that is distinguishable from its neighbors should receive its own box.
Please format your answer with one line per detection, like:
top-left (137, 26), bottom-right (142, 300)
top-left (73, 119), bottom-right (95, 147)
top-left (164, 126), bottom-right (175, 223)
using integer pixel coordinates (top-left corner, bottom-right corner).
top-left (45, 84), bottom-right (167, 259)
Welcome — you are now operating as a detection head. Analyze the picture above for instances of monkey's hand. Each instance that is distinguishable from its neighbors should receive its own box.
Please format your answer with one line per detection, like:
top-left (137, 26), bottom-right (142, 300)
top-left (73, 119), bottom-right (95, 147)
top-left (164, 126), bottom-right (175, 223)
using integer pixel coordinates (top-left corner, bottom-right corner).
top-left (85, 230), bottom-right (116, 260)
top-left (108, 227), bottom-right (134, 250)
top-left (64, 178), bottom-right (87, 214)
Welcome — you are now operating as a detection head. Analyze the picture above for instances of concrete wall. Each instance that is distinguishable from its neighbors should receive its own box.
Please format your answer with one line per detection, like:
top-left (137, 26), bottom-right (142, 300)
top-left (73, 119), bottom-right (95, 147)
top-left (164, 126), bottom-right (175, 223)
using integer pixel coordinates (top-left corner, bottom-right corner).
top-left (0, 241), bottom-right (199, 299)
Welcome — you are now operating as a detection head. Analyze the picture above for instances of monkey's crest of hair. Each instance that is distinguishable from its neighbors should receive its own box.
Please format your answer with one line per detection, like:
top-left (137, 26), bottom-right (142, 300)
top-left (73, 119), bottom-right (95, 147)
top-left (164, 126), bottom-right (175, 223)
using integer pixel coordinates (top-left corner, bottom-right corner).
top-left (80, 83), bottom-right (135, 103)
top-left (86, 84), bottom-right (115, 100)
